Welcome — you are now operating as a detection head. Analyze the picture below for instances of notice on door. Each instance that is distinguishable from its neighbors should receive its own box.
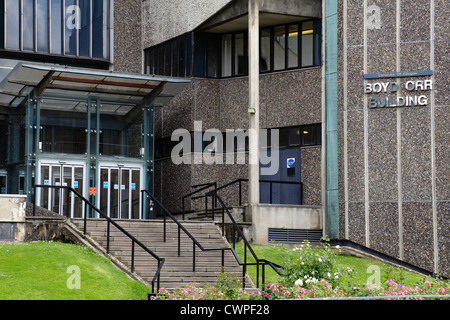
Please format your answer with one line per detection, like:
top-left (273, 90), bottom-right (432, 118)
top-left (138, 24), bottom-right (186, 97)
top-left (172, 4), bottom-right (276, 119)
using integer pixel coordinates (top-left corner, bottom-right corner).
top-left (89, 187), bottom-right (97, 195)
top-left (287, 158), bottom-right (295, 168)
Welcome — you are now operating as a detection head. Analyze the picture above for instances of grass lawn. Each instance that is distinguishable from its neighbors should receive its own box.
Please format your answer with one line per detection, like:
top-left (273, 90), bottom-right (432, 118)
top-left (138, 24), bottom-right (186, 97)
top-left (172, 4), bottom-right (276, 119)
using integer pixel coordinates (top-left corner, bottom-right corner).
top-left (0, 242), bottom-right (150, 300)
top-left (232, 243), bottom-right (427, 288)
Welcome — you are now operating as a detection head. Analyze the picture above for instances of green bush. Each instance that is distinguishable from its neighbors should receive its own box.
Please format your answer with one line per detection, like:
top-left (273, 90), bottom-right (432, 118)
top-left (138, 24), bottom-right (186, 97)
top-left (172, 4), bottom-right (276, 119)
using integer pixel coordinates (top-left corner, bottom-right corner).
top-left (279, 239), bottom-right (340, 288)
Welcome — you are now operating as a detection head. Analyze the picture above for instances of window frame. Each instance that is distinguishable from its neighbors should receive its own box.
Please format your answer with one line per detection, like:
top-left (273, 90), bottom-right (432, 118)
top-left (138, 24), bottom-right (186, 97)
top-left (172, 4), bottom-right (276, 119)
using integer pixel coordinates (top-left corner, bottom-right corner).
top-left (1, 0), bottom-right (112, 62)
top-left (144, 19), bottom-right (321, 79)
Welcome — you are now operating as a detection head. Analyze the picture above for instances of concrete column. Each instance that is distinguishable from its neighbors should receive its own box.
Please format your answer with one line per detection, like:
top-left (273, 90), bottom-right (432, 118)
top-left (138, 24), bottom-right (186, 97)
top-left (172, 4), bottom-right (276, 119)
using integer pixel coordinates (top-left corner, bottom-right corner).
top-left (248, 0), bottom-right (260, 207)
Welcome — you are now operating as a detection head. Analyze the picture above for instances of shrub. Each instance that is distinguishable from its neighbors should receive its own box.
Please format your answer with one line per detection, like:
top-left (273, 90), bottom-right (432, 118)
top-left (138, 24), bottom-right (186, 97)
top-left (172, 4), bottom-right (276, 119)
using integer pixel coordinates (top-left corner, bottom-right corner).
top-left (279, 239), bottom-right (340, 288)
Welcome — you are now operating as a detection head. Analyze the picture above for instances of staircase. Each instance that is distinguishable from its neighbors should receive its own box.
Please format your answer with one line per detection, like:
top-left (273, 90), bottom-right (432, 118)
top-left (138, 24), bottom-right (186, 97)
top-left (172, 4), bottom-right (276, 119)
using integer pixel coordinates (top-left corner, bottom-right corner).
top-left (69, 218), bottom-right (253, 290)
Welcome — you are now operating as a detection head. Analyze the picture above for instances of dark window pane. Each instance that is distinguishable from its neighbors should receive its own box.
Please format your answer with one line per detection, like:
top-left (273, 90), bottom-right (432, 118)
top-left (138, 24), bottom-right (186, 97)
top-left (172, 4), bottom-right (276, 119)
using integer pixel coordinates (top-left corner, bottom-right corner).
top-left (5, 0), bottom-right (20, 49)
top-left (222, 34), bottom-right (232, 77)
top-left (171, 40), bottom-right (179, 76)
top-left (289, 127), bottom-right (301, 146)
top-left (50, 0), bottom-right (62, 54)
top-left (178, 37), bottom-right (186, 77)
top-left (43, 126), bottom-right (87, 154)
top-left (23, 0), bottom-right (35, 51)
top-left (260, 28), bottom-right (271, 72)
top-left (207, 36), bottom-right (219, 78)
top-left (279, 128), bottom-right (288, 148)
top-left (92, 0), bottom-right (104, 58)
top-left (79, 0), bottom-right (90, 57)
top-left (273, 26), bottom-right (286, 70)
top-left (302, 125), bottom-right (315, 146)
top-left (234, 33), bottom-right (245, 75)
top-left (164, 42), bottom-right (171, 76)
top-left (314, 20), bottom-right (322, 65)
top-left (195, 34), bottom-right (206, 77)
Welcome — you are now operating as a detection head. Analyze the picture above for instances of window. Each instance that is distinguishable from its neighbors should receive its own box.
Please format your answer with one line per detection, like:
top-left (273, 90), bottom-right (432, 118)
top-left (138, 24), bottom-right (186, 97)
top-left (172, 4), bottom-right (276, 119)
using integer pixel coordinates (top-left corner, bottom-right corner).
top-left (260, 28), bottom-right (271, 72)
top-left (273, 26), bottom-right (286, 71)
top-left (222, 34), bottom-right (232, 77)
top-left (145, 33), bottom-right (193, 78)
top-left (2, 0), bottom-right (111, 60)
top-left (271, 124), bottom-right (321, 148)
top-left (144, 19), bottom-right (321, 79)
top-left (301, 21), bottom-right (314, 67)
top-left (287, 24), bottom-right (299, 68)
top-left (50, 0), bottom-right (63, 54)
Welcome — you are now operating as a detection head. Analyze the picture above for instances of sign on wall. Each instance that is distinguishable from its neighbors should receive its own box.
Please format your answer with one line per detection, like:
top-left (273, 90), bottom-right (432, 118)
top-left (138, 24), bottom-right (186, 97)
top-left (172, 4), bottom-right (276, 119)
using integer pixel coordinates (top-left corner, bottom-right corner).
top-left (364, 70), bottom-right (433, 109)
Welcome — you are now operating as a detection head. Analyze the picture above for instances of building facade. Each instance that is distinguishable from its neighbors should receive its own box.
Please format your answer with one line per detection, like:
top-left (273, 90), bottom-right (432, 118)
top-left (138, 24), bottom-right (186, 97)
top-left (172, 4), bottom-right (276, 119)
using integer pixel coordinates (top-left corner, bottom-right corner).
top-left (0, 0), bottom-right (448, 277)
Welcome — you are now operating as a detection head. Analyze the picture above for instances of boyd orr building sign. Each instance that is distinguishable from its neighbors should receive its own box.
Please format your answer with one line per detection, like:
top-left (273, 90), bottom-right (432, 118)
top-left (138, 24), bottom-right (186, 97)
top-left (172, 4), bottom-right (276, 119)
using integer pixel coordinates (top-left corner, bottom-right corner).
top-left (364, 70), bottom-right (433, 108)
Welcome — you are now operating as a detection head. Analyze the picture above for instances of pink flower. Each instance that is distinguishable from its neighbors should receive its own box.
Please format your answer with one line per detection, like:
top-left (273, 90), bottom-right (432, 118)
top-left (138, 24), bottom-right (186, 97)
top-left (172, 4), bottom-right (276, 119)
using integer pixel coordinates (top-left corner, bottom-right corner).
top-left (264, 293), bottom-right (269, 298)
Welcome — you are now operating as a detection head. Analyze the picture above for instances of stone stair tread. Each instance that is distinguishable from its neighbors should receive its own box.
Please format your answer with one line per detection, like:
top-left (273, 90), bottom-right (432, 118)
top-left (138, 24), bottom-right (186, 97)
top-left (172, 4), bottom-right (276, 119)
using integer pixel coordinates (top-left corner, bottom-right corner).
top-left (70, 218), bottom-right (253, 290)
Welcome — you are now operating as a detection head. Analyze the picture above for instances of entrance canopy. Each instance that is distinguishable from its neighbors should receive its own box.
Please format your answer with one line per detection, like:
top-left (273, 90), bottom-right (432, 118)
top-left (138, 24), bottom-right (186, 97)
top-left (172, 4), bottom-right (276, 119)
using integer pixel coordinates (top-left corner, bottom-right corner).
top-left (0, 62), bottom-right (190, 112)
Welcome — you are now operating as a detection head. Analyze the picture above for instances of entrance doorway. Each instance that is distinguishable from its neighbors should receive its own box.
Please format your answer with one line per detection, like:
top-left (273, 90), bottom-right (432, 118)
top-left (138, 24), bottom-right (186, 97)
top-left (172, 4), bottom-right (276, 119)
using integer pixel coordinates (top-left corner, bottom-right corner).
top-left (260, 148), bottom-right (302, 205)
top-left (99, 165), bottom-right (142, 219)
top-left (39, 162), bottom-right (86, 218)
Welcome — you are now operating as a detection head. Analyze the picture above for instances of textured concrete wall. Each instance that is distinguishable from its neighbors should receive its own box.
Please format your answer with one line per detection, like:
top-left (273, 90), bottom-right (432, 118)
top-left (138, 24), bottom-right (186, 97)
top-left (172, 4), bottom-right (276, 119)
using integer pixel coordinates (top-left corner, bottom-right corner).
top-left (142, 0), bottom-right (232, 48)
top-left (338, 0), bottom-right (449, 277)
top-left (155, 68), bottom-right (322, 213)
top-left (113, 0), bottom-right (142, 73)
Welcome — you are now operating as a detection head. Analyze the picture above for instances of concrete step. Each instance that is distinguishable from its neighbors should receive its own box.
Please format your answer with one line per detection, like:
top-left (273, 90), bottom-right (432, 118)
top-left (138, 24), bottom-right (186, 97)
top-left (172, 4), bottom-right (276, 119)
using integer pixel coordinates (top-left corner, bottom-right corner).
top-left (70, 218), bottom-right (253, 290)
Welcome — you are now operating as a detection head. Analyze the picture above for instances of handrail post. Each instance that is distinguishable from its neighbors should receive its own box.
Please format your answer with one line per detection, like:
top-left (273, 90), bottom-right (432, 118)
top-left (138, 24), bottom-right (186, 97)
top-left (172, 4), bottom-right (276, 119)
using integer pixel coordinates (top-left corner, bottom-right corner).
top-left (192, 242), bottom-right (196, 272)
top-left (256, 260), bottom-right (259, 289)
top-left (106, 220), bottom-right (110, 254)
top-left (83, 201), bottom-right (87, 235)
top-left (33, 188), bottom-right (36, 216)
top-left (239, 179), bottom-right (242, 206)
top-left (182, 198), bottom-right (185, 220)
top-left (262, 264), bottom-right (266, 290)
top-left (221, 249), bottom-right (224, 267)
top-left (178, 225), bottom-right (181, 257)
top-left (131, 240), bottom-right (135, 273)
top-left (221, 204), bottom-right (225, 237)
top-left (65, 188), bottom-right (70, 218)
top-left (163, 207), bottom-right (166, 243)
top-left (243, 244), bottom-right (247, 289)
top-left (205, 194), bottom-right (208, 219)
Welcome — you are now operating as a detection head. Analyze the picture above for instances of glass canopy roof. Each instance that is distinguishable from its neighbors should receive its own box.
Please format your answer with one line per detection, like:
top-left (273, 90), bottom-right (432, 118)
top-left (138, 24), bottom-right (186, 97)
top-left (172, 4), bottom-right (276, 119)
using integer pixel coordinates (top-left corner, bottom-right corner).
top-left (0, 63), bottom-right (190, 114)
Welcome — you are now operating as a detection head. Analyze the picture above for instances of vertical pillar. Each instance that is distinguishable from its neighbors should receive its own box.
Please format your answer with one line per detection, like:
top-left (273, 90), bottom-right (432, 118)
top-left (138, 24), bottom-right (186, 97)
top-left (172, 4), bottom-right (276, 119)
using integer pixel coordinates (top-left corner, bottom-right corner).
top-left (143, 104), bottom-right (155, 219)
top-left (248, 0), bottom-right (260, 208)
top-left (24, 96), bottom-right (35, 202)
top-left (324, 0), bottom-right (339, 239)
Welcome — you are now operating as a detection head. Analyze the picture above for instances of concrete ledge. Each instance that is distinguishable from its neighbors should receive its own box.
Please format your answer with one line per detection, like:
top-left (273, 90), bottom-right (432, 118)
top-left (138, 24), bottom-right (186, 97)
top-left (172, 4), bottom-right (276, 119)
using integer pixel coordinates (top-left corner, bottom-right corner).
top-left (0, 195), bottom-right (27, 242)
top-left (247, 204), bottom-right (322, 245)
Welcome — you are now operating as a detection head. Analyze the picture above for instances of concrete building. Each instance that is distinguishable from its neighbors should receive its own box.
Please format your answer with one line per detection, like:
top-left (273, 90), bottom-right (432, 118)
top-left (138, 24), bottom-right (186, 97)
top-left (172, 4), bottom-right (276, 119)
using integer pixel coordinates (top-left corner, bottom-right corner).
top-left (0, 0), bottom-right (448, 278)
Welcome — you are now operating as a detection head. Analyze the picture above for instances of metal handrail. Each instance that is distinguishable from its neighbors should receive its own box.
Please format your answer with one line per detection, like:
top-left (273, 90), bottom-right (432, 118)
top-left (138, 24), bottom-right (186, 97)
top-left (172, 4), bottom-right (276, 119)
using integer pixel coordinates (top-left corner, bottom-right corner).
top-left (142, 189), bottom-right (282, 289)
top-left (181, 182), bottom-right (217, 219)
top-left (142, 190), bottom-right (228, 272)
top-left (188, 178), bottom-right (303, 220)
top-left (207, 192), bottom-right (283, 289)
top-left (33, 184), bottom-right (164, 293)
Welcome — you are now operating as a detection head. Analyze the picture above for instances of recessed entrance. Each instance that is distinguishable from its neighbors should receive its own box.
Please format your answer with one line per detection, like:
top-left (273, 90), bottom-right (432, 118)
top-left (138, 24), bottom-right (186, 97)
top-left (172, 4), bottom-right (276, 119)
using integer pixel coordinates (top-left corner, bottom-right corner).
top-left (99, 165), bottom-right (142, 219)
top-left (39, 161), bottom-right (86, 218)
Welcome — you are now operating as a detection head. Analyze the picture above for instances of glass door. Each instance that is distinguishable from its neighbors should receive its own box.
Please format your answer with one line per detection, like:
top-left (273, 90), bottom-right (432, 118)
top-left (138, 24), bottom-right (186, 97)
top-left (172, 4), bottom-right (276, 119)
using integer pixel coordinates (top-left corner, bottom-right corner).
top-left (39, 162), bottom-right (85, 217)
top-left (99, 166), bottom-right (141, 219)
